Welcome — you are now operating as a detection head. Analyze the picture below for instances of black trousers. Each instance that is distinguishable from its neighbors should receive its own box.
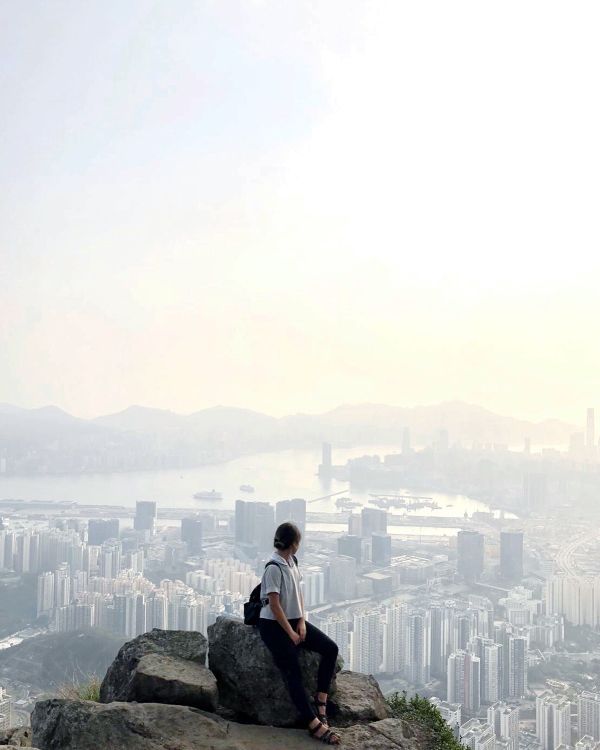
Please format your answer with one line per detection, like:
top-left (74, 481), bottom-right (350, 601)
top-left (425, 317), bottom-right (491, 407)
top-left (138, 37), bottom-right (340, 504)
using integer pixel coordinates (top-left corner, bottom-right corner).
top-left (258, 618), bottom-right (339, 723)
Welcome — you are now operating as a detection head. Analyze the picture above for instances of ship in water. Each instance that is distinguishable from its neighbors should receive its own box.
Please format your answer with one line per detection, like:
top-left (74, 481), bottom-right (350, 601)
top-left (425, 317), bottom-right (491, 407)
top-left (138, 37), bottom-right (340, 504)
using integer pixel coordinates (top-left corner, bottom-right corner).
top-left (336, 496), bottom-right (362, 509)
top-left (193, 490), bottom-right (223, 501)
top-left (239, 485), bottom-right (255, 493)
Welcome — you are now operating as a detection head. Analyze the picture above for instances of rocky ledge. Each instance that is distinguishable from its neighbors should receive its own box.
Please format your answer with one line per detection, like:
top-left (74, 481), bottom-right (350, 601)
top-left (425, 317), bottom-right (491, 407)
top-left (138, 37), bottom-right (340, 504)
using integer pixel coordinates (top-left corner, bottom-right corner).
top-left (24, 619), bottom-right (428, 749)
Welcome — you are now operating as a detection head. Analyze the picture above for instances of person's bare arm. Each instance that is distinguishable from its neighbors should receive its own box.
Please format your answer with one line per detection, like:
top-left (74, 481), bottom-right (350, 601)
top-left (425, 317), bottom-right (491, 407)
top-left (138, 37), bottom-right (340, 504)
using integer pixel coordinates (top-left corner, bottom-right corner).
top-left (268, 592), bottom-right (300, 644)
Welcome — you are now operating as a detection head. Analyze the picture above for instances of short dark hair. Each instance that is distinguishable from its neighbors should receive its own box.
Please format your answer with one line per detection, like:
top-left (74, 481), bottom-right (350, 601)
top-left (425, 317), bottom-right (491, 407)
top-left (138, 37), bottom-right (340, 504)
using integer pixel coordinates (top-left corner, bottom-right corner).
top-left (274, 522), bottom-right (302, 551)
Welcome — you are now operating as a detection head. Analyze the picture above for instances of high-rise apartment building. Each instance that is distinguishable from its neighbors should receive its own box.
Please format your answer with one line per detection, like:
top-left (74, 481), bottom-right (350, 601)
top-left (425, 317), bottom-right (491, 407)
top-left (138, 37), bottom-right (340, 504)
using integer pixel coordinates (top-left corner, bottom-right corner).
top-left (487, 703), bottom-right (519, 750)
top-left (430, 604), bottom-right (450, 678)
top-left (536, 693), bottom-right (571, 750)
top-left (460, 719), bottom-right (495, 750)
top-left (383, 601), bottom-right (407, 674)
top-left (0, 687), bottom-right (12, 732)
top-left (405, 609), bottom-right (431, 685)
top-left (579, 691), bottom-right (600, 742)
top-left (448, 650), bottom-right (481, 716)
top-left (350, 609), bottom-right (383, 674)
top-left (320, 613), bottom-right (349, 665)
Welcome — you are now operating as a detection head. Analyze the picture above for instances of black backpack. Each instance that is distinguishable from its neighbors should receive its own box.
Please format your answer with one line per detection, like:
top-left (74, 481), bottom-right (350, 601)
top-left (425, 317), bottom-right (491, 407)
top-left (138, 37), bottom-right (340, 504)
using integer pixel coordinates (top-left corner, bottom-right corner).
top-left (243, 555), bottom-right (298, 626)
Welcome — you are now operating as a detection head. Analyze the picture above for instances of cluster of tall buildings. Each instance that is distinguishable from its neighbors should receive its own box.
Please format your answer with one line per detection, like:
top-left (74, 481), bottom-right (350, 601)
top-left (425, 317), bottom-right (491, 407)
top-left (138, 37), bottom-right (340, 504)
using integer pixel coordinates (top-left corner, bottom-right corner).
top-left (457, 529), bottom-right (524, 583)
top-left (234, 498), bottom-right (306, 559)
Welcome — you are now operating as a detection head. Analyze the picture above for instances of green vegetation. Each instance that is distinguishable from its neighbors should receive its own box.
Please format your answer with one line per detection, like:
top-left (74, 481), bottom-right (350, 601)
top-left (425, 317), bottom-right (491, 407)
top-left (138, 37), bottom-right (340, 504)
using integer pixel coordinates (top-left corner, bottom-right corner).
top-left (0, 629), bottom-right (125, 692)
top-left (386, 692), bottom-right (464, 750)
top-left (0, 573), bottom-right (37, 637)
top-left (58, 675), bottom-right (101, 702)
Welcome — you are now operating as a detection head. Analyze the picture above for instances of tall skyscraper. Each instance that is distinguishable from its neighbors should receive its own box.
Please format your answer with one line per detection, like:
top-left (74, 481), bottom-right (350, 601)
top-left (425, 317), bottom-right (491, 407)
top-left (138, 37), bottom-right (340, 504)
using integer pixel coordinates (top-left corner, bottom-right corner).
top-left (405, 609), bottom-right (431, 685)
top-left (508, 635), bottom-right (527, 699)
top-left (402, 427), bottom-right (411, 454)
top-left (457, 530), bottom-right (484, 582)
top-left (383, 601), bottom-right (407, 674)
top-left (235, 500), bottom-right (275, 558)
top-left (338, 534), bottom-right (362, 563)
top-left (275, 498), bottom-right (306, 537)
top-left (328, 555), bottom-right (357, 599)
top-left (181, 516), bottom-right (203, 554)
top-left (579, 691), bottom-right (600, 742)
top-left (88, 519), bottom-right (120, 546)
top-left (361, 508), bottom-right (387, 539)
top-left (536, 693), bottom-right (571, 750)
top-left (447, 650), bottom-right (481, 716)
top-left (500, 531), bottom-right (524, 581)
top-left (319, 443), bottom-right (332, 476)
top-left (371, 533), bottom-right (392, 566)
top-left (587, 408), bottom-right (596, 450)
top-left (134, 501), bottom-right (157, 534)
top-left (470, 636), bottom-right (503, 705)
top-left (430, 604), bottom-right (450, 678)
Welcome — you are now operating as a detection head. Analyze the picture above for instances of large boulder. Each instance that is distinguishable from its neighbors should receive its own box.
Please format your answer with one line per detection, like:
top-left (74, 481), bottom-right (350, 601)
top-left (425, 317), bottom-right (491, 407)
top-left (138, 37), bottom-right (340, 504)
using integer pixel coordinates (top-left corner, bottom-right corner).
top-left (329, 670), bottom-right (391, 726)
top-left (126, 653), bottom-right (218, 711)
top-left (100, 629), bottom-right (207, 703)
top-left (208, 617), bottom-right (344, 726)
top-left (31, 699), bottom-right (423, 749)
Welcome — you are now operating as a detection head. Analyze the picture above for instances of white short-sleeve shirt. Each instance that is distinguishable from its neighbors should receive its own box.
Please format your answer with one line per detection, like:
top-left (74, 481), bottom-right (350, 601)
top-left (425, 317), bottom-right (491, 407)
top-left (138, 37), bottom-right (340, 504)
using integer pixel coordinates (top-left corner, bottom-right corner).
top-left (259, 551), bottom-right (304, 620)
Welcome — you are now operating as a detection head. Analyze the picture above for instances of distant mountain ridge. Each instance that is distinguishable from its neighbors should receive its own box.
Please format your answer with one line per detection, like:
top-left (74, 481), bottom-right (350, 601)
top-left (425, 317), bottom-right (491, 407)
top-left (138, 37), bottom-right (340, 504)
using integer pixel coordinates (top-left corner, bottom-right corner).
top-left (0, 400), bottom-right (580, 475)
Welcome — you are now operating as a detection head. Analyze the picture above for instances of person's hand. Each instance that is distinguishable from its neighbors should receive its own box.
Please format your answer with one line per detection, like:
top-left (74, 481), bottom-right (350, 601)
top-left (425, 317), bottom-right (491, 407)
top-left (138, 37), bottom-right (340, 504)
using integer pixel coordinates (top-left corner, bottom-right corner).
top-left (296, 619), bottom-right (307, 642)
top-left (289, 630), bottom-right (302, 646)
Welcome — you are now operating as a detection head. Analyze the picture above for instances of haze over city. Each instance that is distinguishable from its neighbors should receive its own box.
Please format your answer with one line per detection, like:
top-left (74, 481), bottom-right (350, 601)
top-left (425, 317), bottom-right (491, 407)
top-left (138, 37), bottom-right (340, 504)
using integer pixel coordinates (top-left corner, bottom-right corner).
top-left (2, 3), bottom-right (600, 750)
top-left (2, 1), bottom-right (600, 422)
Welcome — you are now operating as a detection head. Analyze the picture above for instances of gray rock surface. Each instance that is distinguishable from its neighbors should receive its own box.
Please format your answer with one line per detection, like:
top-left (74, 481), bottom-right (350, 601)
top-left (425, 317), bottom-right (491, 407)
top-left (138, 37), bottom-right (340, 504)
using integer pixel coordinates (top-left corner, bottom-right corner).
top-left (31, 699), bottom-right (423, 750)
top-left (208, 617), bottom-right (343, 727)
top-left (0, 726), bottom-right (33, 746)
top-left (99, 628), bottom-right (207, 703)
top-left (329, 670), bottom-right (391, 726)
top-left (128, 653), bottom-right (218, 711)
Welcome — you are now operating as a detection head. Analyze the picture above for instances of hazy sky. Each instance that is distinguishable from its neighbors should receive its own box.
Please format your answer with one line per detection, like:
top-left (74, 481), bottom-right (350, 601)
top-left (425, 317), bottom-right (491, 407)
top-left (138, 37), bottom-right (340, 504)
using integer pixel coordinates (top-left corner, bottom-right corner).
top-left (1, 1), bottom-right (599, 422)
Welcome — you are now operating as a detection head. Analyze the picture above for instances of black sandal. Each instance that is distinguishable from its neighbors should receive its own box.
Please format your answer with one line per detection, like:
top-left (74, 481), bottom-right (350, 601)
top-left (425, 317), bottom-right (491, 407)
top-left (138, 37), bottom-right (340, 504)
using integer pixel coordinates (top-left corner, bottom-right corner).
top-left (308, 720), bottom-right (340, 745)
top-left (314, 695), bottom-right (329, 726)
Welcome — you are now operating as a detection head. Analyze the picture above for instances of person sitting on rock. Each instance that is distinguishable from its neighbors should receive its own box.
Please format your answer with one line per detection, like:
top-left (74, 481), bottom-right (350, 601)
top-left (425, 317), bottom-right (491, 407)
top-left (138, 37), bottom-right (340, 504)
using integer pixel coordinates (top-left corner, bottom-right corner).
top-left (259, 522), bottom-right (341, 745)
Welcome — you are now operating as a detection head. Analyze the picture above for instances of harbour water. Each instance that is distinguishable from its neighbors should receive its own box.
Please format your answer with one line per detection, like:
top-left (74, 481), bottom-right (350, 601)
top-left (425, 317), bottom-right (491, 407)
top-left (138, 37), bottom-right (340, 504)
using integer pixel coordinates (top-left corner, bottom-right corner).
top-left (0, 444), bottom-right (511, 535)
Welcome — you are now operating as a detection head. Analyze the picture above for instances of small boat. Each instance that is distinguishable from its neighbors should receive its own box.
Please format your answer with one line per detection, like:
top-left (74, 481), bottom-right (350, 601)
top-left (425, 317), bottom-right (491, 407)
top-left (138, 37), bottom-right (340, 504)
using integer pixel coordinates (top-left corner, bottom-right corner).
top-left (239, 485), bottom-right (255, 493)
top-left (193, 490), bottom-right (223, 501)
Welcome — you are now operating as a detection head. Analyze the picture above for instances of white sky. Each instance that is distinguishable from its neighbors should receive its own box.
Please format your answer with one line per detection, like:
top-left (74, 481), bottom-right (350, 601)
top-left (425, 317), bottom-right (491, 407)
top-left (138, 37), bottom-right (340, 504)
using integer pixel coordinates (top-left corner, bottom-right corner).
top-left (1, 1), bottom-right (599, 422)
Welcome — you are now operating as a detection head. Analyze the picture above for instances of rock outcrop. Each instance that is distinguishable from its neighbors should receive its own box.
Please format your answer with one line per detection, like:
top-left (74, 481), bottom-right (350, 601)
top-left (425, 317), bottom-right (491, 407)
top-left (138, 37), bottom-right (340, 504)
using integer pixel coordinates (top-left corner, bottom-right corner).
top-left (99, 629), bottom-right (208, 703)
top-left (27, 622), bottom-right (435, 749)
top-left (31, 699), bottom-right (422, 750)
top-left (330, 671), bottom-right (391, 726)
top-left (208, 616), bottom-right (346, 726)
top-left (125, 653), bottom-right (218, 711)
